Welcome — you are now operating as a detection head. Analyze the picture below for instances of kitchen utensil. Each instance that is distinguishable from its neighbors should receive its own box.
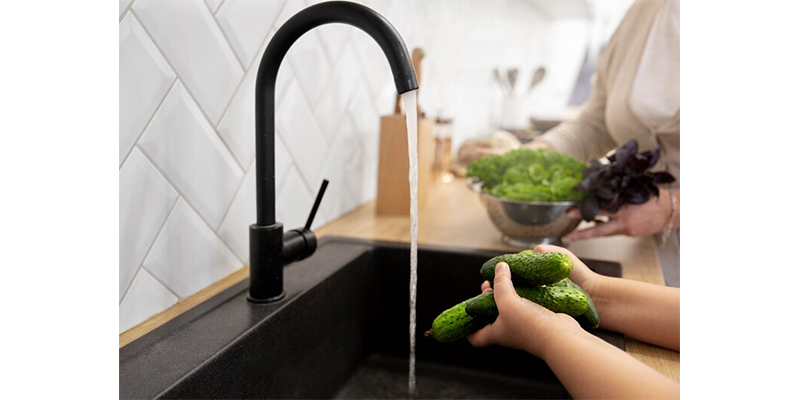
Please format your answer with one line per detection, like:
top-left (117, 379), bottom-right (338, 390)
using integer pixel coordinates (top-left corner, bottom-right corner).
top-left (432, 115), bottom-right (453, 182)
top-left (493, 68), bottom-right (512, 98)
top-left (468, 178), bottom-right (581, 247)
top-left (528, 67), bottom-right (546, 93)
top-left (507, 68), bottom-right (518, 95)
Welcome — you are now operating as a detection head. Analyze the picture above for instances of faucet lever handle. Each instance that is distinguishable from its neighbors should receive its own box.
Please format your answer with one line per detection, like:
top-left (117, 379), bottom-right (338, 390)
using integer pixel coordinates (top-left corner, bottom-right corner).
top-left (304, 179), bottom-right (329, 231)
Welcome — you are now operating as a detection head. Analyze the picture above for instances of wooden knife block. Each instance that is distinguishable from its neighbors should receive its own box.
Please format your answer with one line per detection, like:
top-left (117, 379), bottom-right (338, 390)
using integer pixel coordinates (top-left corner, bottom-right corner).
top-left (375, 114), bottom-right (435, 215)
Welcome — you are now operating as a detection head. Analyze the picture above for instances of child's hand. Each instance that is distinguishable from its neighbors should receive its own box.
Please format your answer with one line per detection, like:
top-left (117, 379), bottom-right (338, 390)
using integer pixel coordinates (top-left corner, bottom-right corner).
top-left (532, 244), bottom-right (602, 300)
top-left (467, 262), bottom-right (584, 359)
top-left (478, 245), bottom-right (603, 301)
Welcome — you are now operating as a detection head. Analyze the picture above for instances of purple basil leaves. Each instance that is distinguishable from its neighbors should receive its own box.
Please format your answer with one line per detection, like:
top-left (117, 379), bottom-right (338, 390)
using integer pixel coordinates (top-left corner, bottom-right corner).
top-left (574, 139), bottom-right (675, 221)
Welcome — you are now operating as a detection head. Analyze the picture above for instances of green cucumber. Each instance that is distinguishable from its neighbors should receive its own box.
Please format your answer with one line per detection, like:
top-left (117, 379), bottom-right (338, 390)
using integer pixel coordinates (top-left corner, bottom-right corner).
top-left (553, 278), bottom-right (600, 330)
top-left (424, 294), bottom-right (488, 342)
top-left (465, 285), bottom-right (590, 323)
top-left (481, 251), bottom-right (573, 286)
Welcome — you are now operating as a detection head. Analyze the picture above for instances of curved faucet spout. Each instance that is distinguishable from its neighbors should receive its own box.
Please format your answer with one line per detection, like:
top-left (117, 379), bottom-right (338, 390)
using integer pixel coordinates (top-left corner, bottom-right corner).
top-left (249, 1), bottom-right (418, 303)
top-left (255, 1), bottom-right (418, 226)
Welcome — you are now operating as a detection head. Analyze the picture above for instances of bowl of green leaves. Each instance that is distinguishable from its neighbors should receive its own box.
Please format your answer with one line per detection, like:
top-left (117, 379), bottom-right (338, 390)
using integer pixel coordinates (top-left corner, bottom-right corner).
top-left (467, 141), bottom-right (676, 247)
top-left (466, 148), bottom-right (587, 247)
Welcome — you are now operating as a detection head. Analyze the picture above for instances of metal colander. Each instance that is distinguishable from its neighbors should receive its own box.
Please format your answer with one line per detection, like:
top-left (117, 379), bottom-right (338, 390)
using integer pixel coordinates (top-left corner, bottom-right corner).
top-left (468, 179), bottom-right (581, 247)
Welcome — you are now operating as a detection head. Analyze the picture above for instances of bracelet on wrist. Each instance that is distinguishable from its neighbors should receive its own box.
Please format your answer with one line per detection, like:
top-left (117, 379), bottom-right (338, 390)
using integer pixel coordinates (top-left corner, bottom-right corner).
top-left (661, 187), bottom-right (677, 245)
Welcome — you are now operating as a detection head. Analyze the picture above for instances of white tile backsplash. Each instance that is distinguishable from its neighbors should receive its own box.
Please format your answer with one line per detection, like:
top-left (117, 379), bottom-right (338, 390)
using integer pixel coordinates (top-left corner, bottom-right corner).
top-left (274, 132), bottom-right (295, 192)
top-left (286, 30), bottom-right (332, 108)
top-left (274, 0), bottom-right (306, 27)
top-left (276, 78), bottom-right (328, 186)
top-left (216, 0), bottom-right (285, 67)
top-left (347, 80), bottom-right (380, 173)
top-left (313, 42), bottom-right (361, 142)
top-left (217, 31), bottom-right (284, 168)
top-left (119, 0), bottom-right (133, 17)
top-left (119, 148), bottom-right (178, 301)
top-left (139, 82), bottom-right (245, 229)
top-left (350, 30), bottom-right (394, 113)
top-left (217, 134), bottom-right (294, 262)
top-left (275, 166), bottom-right (315, 230)
top-left (319, 117), bottom-right (360, 219)
top-left (204, 0), bottom-right (225, 14)
top-left (120, 0), bottom-right (599, 331)
top-left (217, 161), bottom-right (257, 261)
top-left (132, 0), bottom-right (244, 123)
top-left (144, 199), bottom-right (242, 298)
top-left (119, 14), bottom-right (175, 165)
top-left (119, 269), bottom-right (178, 333)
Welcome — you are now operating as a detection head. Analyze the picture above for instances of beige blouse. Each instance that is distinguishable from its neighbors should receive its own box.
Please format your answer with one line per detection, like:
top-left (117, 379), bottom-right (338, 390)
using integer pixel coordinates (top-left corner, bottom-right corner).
top-left (539, 0), bottom-right (680, 187)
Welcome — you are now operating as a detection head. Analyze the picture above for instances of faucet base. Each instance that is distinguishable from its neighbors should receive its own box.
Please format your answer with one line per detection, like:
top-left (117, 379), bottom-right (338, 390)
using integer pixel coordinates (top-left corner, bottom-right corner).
top-left (248, 223), bottom-right (285, 303)
top-left (247, 291), bottom-right (286, 304)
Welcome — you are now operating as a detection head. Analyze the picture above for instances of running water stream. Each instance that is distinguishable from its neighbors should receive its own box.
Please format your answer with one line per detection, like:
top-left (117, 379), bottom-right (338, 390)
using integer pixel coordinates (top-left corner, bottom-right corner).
top-left (401, 90), bottom-right (419, 397)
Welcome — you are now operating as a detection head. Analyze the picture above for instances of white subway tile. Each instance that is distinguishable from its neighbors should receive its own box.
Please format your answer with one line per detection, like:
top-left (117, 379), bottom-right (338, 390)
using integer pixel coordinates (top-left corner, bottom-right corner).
top-left (274, 132), bottom-right (294, 191)
top-left (351, 30), bottom-right (393, 109)
top-left (319, 117), bottom-right (360, 220)
top-left (119, 14), bottom-right (175, 165)
top-left (276, 79), bottom-right (327, 187)
top-left (218, 135), bottom-right (294, 261)
top-left (119, 0), bottom-right (133, 17)
top-left (217, 162), bottom-right (256, 261)
top-left (216, 0), bottom-right (285, 67)
top-left (217, 32), bottom-right (295, 169)
top-left (313, 42), bottom-right (362, 143)
top-left (342, 116), bottom-right (378, 205)
top-left (144, 199), bottom-right (242, 298)
top-left (346, 81), bottom-right (379, 204)
top-left (274, 0), bottom-right (305, 27)
top-left (132, 0), bottom-right (244, 123)
top-left (139, 82), bottom-right (244, 228)
top-left (348, 80), bottom-right (379, 169)
top-left (286, 31), bottom-right (331, 108)
top-left (119, 270), bottom-right (178, 333)
top-left (275, 166), bottom-right (314, 230)
top-left (305, 0), bottom-right (352, 64)
top-left (119, 149), bottom-right (178, 302)
top-left (205, 0), bottom-right (225, 14)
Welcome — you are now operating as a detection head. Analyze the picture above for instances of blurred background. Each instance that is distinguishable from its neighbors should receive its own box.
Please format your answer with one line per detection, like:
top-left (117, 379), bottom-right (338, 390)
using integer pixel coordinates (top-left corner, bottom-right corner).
top-left (119, 0), bottom-right (633, 332)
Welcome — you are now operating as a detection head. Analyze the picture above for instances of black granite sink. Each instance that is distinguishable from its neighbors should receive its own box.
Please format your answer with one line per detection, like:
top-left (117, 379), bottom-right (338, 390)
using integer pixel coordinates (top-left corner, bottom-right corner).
top-left (120, 237), bottom-right (623, 399)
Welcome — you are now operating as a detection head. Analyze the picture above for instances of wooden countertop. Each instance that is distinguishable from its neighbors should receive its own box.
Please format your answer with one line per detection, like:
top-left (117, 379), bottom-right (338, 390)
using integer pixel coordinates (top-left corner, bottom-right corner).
top-left (120, 177), bottom-right (678, 382)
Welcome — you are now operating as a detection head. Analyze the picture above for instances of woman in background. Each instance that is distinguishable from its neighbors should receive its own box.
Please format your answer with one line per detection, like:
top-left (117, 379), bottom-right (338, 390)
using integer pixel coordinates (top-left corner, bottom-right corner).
top-left (528, 0), bottom-right (680, 287)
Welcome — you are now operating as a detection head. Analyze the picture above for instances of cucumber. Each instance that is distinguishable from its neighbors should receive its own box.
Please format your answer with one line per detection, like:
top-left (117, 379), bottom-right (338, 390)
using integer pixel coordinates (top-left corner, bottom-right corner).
top-left (464, 285), bottom-right (590, 323)
top-left (424, 294), bottom-right (488, 342)
top-left (481, 251), bottom-right (573, 286)
top-left (552, 279), bottom-right (600, 330)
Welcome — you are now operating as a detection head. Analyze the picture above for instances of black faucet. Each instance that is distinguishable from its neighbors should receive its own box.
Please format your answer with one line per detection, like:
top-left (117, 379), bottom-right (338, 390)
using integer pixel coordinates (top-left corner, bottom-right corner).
top-left (248, 1), bottom-right (419, 303)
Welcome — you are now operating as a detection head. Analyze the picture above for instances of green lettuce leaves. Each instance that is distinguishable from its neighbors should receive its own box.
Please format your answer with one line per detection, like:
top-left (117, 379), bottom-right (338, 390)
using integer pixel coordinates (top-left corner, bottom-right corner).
top-left (467, 148), bottom-right (587, 202)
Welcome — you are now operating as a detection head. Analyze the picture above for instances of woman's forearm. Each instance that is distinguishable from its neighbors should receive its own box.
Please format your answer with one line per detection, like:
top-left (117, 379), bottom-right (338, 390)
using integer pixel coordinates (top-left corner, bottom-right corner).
top-left (594, 276), bottom-right (680, 351)
top-left (542, 331), bottom-right (679, 399)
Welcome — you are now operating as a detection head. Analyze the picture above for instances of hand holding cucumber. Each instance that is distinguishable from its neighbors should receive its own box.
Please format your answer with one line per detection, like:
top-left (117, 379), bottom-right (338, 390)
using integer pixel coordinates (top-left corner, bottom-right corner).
top-left (425, 245), bottom-right (681, 399)
top-left (425, 246), bottom-right (601, 343)
top-left (466, 262), bottom-right (585, 359)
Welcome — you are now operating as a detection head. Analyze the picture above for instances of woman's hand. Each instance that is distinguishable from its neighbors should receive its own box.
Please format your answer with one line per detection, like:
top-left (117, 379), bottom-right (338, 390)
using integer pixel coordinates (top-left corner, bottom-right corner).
top-left (467, 262), bottom-right (586, 359)
top-left (523, 140), bottom-right (551, 150)
top-left (563, 187), bottom-right (678, 243)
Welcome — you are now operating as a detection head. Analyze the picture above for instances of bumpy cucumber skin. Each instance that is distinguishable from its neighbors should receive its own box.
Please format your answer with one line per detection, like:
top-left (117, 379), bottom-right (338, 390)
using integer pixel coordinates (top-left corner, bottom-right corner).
top-left (465, 285), bottom-right (589, 323)
top-left (481, 251), bottom-right (573, 286)
top-left (553, 279), bottom-right (600, 330)
top-left (426, 294), bottom-right (488, 342)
